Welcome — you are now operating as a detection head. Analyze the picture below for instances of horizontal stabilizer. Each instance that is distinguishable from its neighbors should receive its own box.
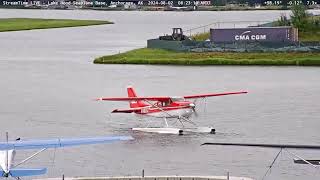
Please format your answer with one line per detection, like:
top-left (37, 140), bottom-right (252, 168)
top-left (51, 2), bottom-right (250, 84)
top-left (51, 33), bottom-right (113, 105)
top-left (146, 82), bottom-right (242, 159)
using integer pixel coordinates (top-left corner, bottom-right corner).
top-left (10, 168), bottom-right (47, 177)
top-left (112, 109), bottom-right (135, 113)
top-left (112, 107), bottom-right (144, 113)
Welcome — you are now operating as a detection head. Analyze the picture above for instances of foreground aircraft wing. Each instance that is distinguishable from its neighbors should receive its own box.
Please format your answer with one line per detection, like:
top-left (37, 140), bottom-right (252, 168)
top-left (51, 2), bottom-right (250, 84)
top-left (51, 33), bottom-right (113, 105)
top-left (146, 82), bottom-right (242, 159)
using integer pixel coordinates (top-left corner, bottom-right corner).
top-left (0, 136), bottom-right (133, 150)
top-left (96, 97), bottom-right (171, 102)
top-left (184, 91), bottom-right (248, 99)
top-left (202, 142), bottom-right (320, 149)
top-left (202, 142), bottom-right (320, 168)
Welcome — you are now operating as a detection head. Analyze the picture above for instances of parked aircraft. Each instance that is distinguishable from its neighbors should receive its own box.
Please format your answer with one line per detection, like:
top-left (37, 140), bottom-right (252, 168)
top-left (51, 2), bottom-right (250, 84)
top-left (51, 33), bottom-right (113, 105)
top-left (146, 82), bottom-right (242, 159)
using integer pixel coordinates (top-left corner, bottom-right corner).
top-left (0, 133), bottom-right (133, 178)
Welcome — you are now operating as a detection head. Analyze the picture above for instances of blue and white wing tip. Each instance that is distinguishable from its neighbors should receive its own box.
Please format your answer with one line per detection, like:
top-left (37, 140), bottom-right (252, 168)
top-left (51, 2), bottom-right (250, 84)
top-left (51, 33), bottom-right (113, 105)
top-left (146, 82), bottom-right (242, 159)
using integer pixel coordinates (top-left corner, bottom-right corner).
top-left (119, 136), bottom-right (134, 140)
top-left (105, 136), bottom-right (134, 141)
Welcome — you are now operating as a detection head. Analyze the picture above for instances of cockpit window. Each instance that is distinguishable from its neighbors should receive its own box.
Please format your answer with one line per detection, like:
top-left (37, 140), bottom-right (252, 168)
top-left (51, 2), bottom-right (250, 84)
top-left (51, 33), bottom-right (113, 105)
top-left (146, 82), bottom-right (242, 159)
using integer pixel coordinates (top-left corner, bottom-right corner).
top-left (170, 97), bottom-right (185, 102)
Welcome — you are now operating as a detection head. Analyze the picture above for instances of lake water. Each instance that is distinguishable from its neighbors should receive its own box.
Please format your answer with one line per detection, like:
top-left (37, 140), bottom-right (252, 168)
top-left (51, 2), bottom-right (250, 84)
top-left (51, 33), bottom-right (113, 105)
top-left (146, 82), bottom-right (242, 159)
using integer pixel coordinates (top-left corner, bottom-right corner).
top-left (0, 9), bottom-right (320, 180)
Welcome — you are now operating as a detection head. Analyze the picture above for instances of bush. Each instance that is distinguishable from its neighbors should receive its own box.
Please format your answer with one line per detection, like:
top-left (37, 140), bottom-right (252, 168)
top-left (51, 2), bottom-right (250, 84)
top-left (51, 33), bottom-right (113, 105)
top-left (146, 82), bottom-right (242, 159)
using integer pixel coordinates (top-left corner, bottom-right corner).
top-left (277, 13), bottom-right (291, 26)
top-left (308, 17), bottom-right (320, 32)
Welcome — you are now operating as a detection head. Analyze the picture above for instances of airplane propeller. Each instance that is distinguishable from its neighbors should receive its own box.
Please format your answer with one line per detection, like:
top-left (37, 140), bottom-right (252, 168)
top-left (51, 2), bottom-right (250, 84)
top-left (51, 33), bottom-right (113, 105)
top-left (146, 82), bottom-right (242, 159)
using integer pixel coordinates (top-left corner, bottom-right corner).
top-left (192, 108), bottom-right (198, 117)
top-left (189, 103), bottom-right (198, 117)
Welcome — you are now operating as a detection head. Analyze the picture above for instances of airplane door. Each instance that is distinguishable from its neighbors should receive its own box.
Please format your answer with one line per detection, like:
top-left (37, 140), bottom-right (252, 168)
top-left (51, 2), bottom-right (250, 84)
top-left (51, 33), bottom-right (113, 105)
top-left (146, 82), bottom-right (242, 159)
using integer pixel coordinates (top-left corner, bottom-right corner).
top-left (141, 108), bottom-right (148, 114)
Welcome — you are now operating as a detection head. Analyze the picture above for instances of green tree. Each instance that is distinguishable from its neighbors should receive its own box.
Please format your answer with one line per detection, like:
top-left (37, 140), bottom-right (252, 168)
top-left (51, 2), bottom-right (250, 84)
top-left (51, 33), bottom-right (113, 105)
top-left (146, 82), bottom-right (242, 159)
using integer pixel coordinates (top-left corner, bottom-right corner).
top-left (290, 4), bottom-right (309, 31)
top-left (212, 0), bottom-right (227, 6)
top-left (281, 0), bottom-right (288, 9)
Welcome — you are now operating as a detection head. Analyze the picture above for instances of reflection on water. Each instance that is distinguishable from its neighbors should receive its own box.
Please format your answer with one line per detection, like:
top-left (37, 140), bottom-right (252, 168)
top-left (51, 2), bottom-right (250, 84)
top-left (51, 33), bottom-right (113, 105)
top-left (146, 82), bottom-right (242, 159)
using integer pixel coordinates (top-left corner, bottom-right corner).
top-left (0, 9), bottom-right (320, 180)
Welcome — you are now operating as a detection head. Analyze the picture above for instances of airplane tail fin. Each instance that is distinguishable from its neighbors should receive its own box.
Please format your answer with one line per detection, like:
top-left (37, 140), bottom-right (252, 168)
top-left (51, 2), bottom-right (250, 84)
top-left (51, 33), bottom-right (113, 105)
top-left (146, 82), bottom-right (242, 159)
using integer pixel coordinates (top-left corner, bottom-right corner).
top-left (127, 86), bottom-right (137, 98)
top-left (127, 87), bottom-right (147, 108)
top-left (10, 168), bottom-right (47, 177)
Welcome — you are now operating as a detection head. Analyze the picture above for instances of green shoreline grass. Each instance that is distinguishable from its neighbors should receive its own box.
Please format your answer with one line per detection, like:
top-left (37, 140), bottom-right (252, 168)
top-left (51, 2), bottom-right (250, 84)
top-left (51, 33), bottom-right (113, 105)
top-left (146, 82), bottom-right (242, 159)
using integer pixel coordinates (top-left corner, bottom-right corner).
top-left (0, 18), bottom-right (113, 32)
top-left (94, 48), bottom-right (320, 66)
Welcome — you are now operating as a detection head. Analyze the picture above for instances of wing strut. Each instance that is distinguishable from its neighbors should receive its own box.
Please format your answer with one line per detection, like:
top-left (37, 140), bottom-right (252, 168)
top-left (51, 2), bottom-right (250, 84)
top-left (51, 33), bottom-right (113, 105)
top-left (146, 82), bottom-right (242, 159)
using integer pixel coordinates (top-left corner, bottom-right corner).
top-left (144, 99), bottom-right (184, 127)
top-left (144, 99), bottom-right (196, 127)
top-left (6, 132), bottom-right (9, 173)
top-left (261, 148), bottom-right (282, 180)
top-left (12, 148), bottom-right (47, 169)
top-left (284, 149), bottom-right (319, 168)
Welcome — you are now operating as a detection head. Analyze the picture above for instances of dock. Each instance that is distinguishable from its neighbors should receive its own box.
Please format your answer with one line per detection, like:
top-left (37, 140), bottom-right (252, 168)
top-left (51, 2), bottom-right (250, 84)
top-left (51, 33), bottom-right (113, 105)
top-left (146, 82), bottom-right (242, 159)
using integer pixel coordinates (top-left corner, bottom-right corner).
top-left (35, 175), bottom-right (254, 180)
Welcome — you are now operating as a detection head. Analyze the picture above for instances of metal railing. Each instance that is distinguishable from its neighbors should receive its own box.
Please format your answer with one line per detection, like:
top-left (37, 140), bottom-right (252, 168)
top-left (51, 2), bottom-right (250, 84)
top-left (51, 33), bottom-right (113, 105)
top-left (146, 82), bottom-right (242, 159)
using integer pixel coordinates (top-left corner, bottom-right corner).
top-left (184, 20), bottom-right (273, 37)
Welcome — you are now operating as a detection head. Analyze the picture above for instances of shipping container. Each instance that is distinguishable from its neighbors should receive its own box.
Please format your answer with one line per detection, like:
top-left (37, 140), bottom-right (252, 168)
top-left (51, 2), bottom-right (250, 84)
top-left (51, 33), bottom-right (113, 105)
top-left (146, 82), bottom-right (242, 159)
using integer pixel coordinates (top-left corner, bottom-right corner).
top-left (210, 27), bottom-right (298, 43)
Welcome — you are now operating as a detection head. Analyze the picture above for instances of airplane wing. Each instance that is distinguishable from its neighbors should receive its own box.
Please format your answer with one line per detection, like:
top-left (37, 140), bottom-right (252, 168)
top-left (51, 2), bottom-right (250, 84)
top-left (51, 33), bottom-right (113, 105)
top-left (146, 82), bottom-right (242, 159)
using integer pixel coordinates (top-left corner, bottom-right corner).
top-left (9, 168), bottom-right (47, 177)
top-left (0, 136), bottom-right (133, 150)
top-left (202, 142), bottom-right (320, 149)
top-left (184, 91), bottom-right (248, 99)
top-left (96, 91), bottom-right (247, 101)
top-left (96, 97), bottom-right (171, 102)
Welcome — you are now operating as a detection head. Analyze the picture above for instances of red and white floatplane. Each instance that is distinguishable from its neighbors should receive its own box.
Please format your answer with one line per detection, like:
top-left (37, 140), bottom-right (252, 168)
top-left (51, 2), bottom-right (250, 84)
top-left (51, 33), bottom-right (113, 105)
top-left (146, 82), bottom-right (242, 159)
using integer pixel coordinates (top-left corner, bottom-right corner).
top-left (96, 87), bottom-right (247, 135)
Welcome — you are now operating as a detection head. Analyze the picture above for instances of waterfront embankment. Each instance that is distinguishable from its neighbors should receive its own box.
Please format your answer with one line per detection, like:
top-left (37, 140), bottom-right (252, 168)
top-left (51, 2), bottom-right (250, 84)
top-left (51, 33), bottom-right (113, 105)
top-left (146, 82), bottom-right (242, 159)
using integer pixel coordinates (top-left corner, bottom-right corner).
top-left (0, 18), bottom-right (113, 32)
